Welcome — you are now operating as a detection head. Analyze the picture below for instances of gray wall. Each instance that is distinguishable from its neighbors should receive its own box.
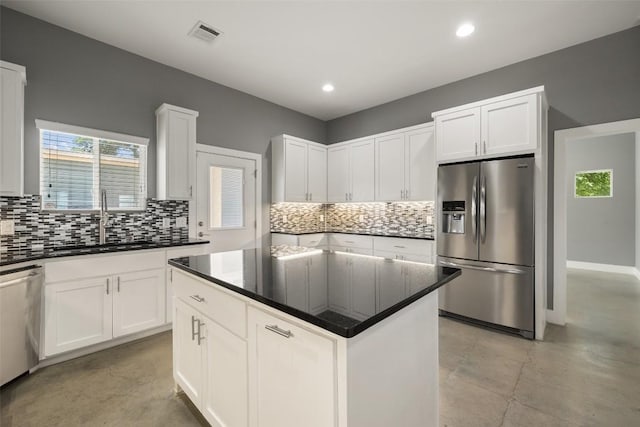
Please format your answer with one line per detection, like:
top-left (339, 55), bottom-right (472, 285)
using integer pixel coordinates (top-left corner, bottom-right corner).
top-left (326, 25), bottom-right (640, 308)
top-left (0, 7), bottom-right (326, 239)
top-left (566, 133), bottom-right (636, 266)
top-left (637, 133), bottom-right (640, 272)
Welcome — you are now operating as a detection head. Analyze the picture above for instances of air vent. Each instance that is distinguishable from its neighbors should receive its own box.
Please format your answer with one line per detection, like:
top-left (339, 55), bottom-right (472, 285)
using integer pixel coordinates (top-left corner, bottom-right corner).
top-left (189, 21), bottom-right (222, 42)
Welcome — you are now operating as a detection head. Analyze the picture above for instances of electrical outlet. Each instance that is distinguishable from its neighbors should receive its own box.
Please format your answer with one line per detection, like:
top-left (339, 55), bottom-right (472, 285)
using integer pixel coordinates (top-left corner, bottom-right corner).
top-left (162, 218), bottom-right (171, 228)
top-left (32, 243), bottom-right (44, 251)
top-left (426, 215), bottom-right (433, 225)
top-left (359, 214), bottom-right (365, 222)
top-left (0, 220), bottom-right (15, 236)
top-left (176, 217), bottom-right (187, 228)
top-left (319, 214), bottom-right (324, 222)
top-left (282, 215), bottom-right (288, 223)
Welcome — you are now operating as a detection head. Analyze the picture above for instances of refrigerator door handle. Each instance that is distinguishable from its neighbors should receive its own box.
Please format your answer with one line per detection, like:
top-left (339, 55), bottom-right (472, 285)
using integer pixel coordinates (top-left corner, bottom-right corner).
top-left (471, 176), bottom-right (478, 243)
top-left (480, 175), bottom-right (486, 243)
top-left (439, 260), bottom-right (527, 275)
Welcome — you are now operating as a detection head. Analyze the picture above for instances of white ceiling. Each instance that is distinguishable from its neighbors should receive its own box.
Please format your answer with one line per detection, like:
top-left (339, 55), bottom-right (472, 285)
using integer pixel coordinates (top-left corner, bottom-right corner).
top-left (4, 1), bottom-right (640, 120)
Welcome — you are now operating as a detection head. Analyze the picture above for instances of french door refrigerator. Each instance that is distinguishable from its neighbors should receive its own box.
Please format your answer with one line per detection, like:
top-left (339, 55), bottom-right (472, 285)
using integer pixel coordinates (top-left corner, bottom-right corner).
top-left (437, 156), bottom-right (535, 339)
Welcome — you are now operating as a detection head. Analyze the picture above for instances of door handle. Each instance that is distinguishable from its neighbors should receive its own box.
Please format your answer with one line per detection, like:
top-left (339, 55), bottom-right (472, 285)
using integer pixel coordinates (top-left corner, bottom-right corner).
top-left (480, 175), bottom-right (486, 243)
top-left (471, 176), bottom-right (478, 243)
top-left (265, 324), bottom-right (293, 338)
top-left (439, 260), bottom-right (526, 275)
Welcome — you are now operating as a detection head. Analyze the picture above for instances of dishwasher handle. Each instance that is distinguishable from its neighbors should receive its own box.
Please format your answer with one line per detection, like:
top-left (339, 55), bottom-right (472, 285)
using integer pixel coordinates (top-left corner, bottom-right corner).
top-left (0, 268), bottom-right (43, 288)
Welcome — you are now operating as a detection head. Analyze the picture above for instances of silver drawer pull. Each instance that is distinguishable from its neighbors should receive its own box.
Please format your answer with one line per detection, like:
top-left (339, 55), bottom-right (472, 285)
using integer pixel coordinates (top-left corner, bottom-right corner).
top-left (265, 324), bottom-right (293, 338)
top-left (393, 245), bottom-right (406, 248)
top-left (190, 294), bottom-right (205, 303)
top-left (345, 240), bottom-right (355, 244)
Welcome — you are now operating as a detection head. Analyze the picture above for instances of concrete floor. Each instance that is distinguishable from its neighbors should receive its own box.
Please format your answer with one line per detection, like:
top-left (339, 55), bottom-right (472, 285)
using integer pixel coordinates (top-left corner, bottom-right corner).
top-left (1, 269), bottom-right (639, 426)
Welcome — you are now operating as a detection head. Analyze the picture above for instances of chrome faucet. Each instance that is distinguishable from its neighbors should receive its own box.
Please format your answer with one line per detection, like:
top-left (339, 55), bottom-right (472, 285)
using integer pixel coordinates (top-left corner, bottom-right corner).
top-left (99, 189), bottom-right (110, 244)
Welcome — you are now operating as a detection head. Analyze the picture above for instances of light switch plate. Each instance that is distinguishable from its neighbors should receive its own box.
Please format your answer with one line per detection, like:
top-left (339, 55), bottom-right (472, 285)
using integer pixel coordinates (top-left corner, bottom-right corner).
top-left (0, 220), bottom-right (15, 236)
top-left (176, 217), bottom-right (187, 228)
top-left (359, 214), bottom-right (365, 222)
top-left (282, 215), bottom-right (288, 223)
top-left (162, 218), bottom-right (171, 228)
top-left (426, 215), bottom-right (433, 225)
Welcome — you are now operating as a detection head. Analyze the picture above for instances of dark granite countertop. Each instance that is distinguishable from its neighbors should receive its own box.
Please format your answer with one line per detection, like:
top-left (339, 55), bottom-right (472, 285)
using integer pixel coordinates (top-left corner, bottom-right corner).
top-left (271, 231), bottom-right (435, 240)
top-left (0, 238), bottom-right (209, 266)
top-left (169, 246), bottom-right (460, 338)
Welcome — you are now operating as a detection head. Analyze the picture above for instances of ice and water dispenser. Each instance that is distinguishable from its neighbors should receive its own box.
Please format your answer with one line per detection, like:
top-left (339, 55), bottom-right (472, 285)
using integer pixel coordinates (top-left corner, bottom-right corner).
top-left (441, 201), bottom-right (465, 234)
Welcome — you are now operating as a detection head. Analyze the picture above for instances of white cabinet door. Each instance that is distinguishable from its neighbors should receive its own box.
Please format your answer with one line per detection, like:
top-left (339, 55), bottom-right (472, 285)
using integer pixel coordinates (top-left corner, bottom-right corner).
top-left (327, 145), bottom-right (350, 202)
top-left (350, 139), bottom-right (375, 202)
top-left (0, 62), bottom-right (25, 197)
top-left (405, 128), bottom-right (435, 201)
top-left (248, 308), bottom-right (337, 427)
top-left (376, 259), bottom-right (407, 311)
top-left (202, 319), bottom-right (248, 427)
top-left (481, 94), bottom-right (538, 156)
top-left (284, 260), bottom-right (308, 312)
top-left (166, 267), bottom-right (174, 323)
top-left (308, 253), bottom-right (328, 314)
top-left (307, 144), bottom-right (327, 202)
top-left (375, 133), bottom-right (405, 201)
top-left (350, 256), bottom-right (376, 320)
top-left (44, 277), bottom-right (112, 356)
top-left (173, 299), bottom-right (205, 407)
top-left (435, 107), bottom-right (480, 163)
top-left (284, 139), bottom-right (308, 202)
top-left (327, 254), bottom-right (350, 314)
top-left (113, 269), bottom-right (165, 338)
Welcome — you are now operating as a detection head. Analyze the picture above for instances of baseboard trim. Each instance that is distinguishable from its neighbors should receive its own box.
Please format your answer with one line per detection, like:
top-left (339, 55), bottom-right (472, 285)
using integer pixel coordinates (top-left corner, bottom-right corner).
top-left (545, 309), bottom-right (565, 326)
top-left (566, 260), bottom-right (639, 277)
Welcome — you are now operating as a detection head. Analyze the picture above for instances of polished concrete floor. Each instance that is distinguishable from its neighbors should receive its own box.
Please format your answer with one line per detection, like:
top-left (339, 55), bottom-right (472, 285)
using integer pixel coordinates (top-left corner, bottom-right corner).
top-left (1, 269), bottom-right (639, 426)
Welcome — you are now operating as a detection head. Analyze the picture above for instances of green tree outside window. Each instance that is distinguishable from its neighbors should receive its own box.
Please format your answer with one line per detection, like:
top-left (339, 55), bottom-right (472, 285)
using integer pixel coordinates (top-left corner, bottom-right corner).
top-left (575, 169), bottom-right (612, 198)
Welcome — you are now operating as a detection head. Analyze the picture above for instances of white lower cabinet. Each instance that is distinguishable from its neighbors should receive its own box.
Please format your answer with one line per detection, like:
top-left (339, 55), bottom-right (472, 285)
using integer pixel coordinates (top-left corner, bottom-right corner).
top-left (248, 307), bottom-right (337, 427)
top-left (44, 276), bottom-right (113, 356)
top-left (113, 269), bottom-right (165, 337)
top-left (173, 299), bottom-right (205, 406)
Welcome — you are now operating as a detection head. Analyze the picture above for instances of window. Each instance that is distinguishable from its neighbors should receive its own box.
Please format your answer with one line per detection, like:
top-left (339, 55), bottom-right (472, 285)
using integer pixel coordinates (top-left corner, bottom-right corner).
top-left (37, 120), bottom-right (148, 211)
top-left (575, 169), bottom-right (613, 198)
top-left (209, 166), bottom-right (244, 228)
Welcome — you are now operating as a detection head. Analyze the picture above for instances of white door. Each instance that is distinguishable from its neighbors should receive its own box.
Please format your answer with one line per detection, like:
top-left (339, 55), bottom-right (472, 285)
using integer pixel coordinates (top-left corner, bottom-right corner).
top-left (112, 268), bottom-right (165, 337)
top-left (248, 308), bottom-right (337, 427)
top-left (44, 277), bottom-right (112, 356)
top-left (375, 133), bottom-right (405, 201)
top-left (481, 94), bottom-right (538, 156)
top-left (405, 128), bottom-right (435, 201)
top-left (350, 139), bottom-right (375, 202)
top-left (284, 139), bottom-right (308, 202)
top-left (197, 151), bottom-right (257, 252)
top-left (327, 146), bottom-right (350, 202)
top-left (173, 299), bottom-right (204, 407)
top-left (202, 319), bottom-right (248, 427)
top-left (307, 145), bottom-right (327, 202)
top-left (435, 107), bottom-right (480, 162)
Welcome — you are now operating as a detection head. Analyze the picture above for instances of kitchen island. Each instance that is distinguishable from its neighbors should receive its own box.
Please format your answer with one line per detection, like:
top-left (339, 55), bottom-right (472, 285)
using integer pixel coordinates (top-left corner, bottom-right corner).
top-left (169, 246), bottom-right (460, 427)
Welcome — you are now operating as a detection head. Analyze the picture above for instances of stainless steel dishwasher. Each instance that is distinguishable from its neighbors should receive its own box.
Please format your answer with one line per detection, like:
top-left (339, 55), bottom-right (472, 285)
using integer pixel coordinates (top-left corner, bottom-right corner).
top-left (1, 265), bottom-right (43, 386)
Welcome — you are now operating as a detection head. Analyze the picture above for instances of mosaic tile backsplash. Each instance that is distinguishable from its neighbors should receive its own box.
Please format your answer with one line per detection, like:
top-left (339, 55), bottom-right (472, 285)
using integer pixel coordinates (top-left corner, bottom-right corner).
top-left (1, 195), bottom-right (189, 257)
top-left (270, 202), bottom-right (435, 238)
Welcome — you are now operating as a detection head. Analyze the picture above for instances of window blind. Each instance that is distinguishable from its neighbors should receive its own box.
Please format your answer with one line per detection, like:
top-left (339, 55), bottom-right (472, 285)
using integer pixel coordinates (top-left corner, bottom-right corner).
top-left (39, 127), bottom-right (147, 211)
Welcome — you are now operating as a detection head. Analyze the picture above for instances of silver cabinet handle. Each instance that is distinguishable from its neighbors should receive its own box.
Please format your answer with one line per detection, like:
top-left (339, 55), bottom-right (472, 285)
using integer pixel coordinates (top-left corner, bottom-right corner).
top-left (345, 240), bottom-right (354, 244)
top-left (190, 185), bottom-right (193, 197)
top-left (471, 176), bottom-right (478, 243)
top-left (170, 268), bottom-right (173, 282)
top-left (393, 245), bottom-right (406, 248)
top-left (106, 278), bottom-right (110, 295)
top-left (191, 315), bottom-right (197, 341)
top-left (198, 221), bottom-right (204, 226)
top-left (480, 175), bottom-right (486, 243)
top-left (117, 276), bottom-right (120, 292)
top-left (400, 189), bottom-right (404, 199)
top-left (190, 294), bottom-right (205, 303)
top-left (345, 192), bottom-right (348, 201)
top-left (475, 142), bottom-right (478, 155)
top-left (197, 320), bottom-right (205, 345)
top-left (265, 324), bottom-right (293, 338)
top-left (483, 140), bottom-right (487, 153)
top-left (349, 193), bottom-right (353, 201)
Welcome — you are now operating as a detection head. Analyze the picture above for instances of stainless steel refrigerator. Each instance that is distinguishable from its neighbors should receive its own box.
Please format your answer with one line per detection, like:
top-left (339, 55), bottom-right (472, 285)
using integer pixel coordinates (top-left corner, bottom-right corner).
top-left (437, 156), bottom-right (534, 339)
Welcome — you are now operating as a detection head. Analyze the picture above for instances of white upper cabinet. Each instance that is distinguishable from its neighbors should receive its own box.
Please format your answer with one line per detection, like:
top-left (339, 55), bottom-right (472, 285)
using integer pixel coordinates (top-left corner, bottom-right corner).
top-left (375, 124), bottom-right (435, 201)
top-left (327, 138), bottom-right (374, 202)
top-left (481, 94), bottom-right (538, 157)
top-left (0, 61), bottom-right (26, 197)
top-left (433, 87), bottom-right (546, 163)
top-left (156, 103), bottom-right (198, 200)
top-left (272, 135), bottom-right (327, 203)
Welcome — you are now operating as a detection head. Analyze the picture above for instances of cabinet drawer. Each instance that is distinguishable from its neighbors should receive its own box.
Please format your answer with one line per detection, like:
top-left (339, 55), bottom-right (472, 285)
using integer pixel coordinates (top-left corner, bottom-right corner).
top-left (173, 269), bottom-right (247, 338)
top-left (166, 245), bottom-right (206, 262)
top-left (298, 233), bottom-right (327, 247)
top-left (271, 233), bottom-right (299, 246)
top-left (374, 249), bottom-right (431, 264)
top-left (45, 250), bottom-right (165, 283)
top-left (373, 237), bottom-right (432, 256)
top-left (328, 234), bottom-right (373, 250)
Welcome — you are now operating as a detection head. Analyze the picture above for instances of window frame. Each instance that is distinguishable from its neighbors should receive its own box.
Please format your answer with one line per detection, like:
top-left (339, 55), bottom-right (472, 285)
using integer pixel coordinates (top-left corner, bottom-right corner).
top-left (574, 168), bottom-right (613, 199)
top-left (36, 119), bottom-right (149, 212)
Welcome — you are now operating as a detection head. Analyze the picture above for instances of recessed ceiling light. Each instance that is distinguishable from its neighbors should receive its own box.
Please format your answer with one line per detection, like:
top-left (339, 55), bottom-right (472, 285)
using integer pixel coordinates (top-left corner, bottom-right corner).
top-left (322, 83), bottom-right (335, 93)
top-left (456, 22), bottom-right (475, 38)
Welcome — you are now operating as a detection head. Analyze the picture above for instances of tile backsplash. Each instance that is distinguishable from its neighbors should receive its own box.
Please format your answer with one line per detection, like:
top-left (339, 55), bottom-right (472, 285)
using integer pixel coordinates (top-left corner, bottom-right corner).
top-left (0, 195), bottom-right (189, 256)
top-left (270, 202), bottom-right (435, 238)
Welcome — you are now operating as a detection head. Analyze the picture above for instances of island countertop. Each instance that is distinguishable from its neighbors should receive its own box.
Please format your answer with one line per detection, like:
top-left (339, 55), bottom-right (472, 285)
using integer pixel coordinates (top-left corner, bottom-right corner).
top-left (168, 246), bottom-right (460, 338)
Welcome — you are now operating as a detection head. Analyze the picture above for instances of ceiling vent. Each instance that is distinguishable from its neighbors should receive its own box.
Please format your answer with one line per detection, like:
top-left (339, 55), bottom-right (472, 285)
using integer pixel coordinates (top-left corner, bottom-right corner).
top-left (189, 21), bottom-right (222, 42)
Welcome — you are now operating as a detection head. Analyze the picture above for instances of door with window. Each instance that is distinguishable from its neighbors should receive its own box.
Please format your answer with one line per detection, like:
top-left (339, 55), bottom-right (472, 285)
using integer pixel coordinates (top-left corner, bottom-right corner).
top-left (196, 151), bottom-right (257, 252)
